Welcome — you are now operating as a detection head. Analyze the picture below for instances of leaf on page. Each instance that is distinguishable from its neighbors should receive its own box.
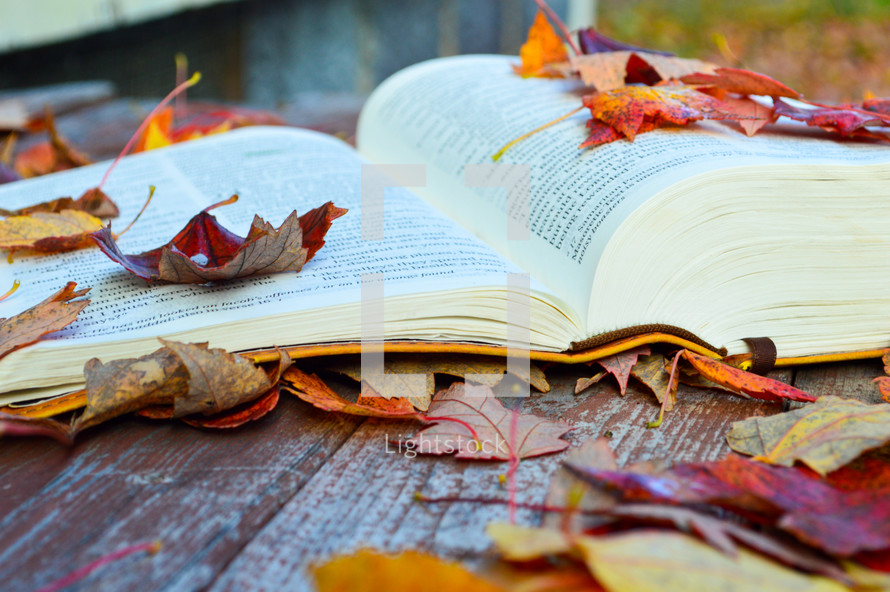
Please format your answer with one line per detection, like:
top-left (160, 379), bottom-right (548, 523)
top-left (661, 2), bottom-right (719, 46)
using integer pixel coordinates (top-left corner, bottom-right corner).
top-left (681, 68), bottom-right (800, 98)
top-left (571, 52), bottom-right (716, 92)
top-left (134, 105), bottom-right (285, 153)
top-left (727, 396), bottom-right (890, 475)
top-left (0, 411), bottom-right (73, 444)
top-left (324, 353), bottom-right (550, 411)
top-left (313, 549), bottom-right (506, 592)
top-left (577, 27), bottom-right (673, 57)
top-left (407, 382), bottom-right (572, 460)
top-left (773, 98), bottom-right (890, 139)
top-left (0, 209), bottom-right (105, 252)
top-left (0, 282), bottom-right (89, 362)
top-left (513, 11), bottom-right (569, 78)
top-left (710, 95), bottom-right (778, 136)
top-left (92, 199), bottom-right (347, 284)
top-left (0, 187), bottom-right (120, 218)
top-left (75, 341), bottom-right (288, 432)
top-left (281, 366), bottom-right (419, 418)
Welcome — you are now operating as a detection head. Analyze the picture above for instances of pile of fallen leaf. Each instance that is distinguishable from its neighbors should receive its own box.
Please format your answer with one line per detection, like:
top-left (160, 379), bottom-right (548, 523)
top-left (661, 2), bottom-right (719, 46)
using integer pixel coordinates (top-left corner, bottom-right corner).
top-left (499, 0), bottom-right (890, 154)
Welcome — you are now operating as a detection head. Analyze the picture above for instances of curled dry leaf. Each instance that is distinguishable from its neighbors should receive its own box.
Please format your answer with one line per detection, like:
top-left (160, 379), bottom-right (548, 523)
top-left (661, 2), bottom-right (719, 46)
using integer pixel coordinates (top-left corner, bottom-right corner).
top-left (682, 350), bottom-right (815, 403)
top-left (313, 549), bottom-right (505, 592)
top-left (513, 11), bottom-right (568, 78)
top-left (726, 396), bottom-right (890, 475)
top-left (680, 68), bottom-right (800, 98)
top-left (773, 98), bottom-right (890, 139)
top-left (630, 353), bottom-right (677, 410)
top-left (281, 365), bottom-right (418, 418)
top-left (1, 187), bottom-right (120, 218)
top-left (0, 281), bottom-right (89, 361)
top-left (0, 411), bottom-right (73, 444)
top-left (75, 340), bottom-right (287, 432)
top-left (406, 382), bottom-right (571, 460)
top-left (182, 386), bottom-right (280, 429)
top-left (13, 108), bottom-right (91, 178)
top-left (92, 200), bottom-right (346, 284)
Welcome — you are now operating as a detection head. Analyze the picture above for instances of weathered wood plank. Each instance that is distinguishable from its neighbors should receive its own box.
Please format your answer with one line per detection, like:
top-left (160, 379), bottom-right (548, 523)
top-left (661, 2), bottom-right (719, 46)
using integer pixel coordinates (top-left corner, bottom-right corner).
top-left (0, 396), bottom-right (363, 592)
top-left (205, 366), bottom-right (781, 591)
top-left (793, 359), bottom-right (884, 403)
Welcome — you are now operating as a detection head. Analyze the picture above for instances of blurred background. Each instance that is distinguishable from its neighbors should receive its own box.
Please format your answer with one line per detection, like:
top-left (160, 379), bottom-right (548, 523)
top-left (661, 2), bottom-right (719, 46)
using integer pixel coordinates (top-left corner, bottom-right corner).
top-left (1, 0), bottom-right (888, 104)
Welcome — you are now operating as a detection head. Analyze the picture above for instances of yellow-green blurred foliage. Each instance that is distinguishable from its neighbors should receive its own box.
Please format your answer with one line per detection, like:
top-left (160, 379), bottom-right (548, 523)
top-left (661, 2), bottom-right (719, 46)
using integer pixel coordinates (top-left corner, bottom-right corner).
top-left (597, 0), bottom-right (890, 102)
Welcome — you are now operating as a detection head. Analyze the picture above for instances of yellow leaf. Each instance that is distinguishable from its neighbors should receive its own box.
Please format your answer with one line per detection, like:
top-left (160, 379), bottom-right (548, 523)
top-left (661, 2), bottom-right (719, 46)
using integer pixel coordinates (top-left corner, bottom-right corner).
top-left (486, 523), bottom-right (572, 562)
top-left (513, 11), bottom-right (568, 78)
top-left (0, 210), bottom-right (104, 251)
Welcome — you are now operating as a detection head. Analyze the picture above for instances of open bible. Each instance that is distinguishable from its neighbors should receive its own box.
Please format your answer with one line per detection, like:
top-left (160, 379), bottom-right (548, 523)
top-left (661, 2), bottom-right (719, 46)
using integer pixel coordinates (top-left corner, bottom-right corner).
top-left (2, 55), bottom-right (890, 400)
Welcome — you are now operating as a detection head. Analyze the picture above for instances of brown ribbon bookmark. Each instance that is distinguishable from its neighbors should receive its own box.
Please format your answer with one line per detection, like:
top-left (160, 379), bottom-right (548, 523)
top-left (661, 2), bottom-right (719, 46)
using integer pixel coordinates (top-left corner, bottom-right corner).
top-left (742, 337), bottom-right (777, 375)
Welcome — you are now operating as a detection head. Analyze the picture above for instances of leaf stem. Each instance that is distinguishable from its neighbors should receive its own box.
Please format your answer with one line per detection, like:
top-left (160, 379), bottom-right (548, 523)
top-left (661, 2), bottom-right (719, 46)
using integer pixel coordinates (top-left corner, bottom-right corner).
top-left (492, 106), bottom-right (584, 162)
top-left (0, 279), bottom-right (19, 302)
top-left (533, 0), bottom-right (581, 56)
top-left (98, 72), bottom-right (201, 190)
top-left (113, 186), bottom-right (155, 239)
top-left (418, 415), bottom-right (481, 444)
top-left (647, 349), bottom-right (683, 429)
top-left (35, 540), bottom-right (161, 592)
top-left (203, 194), bottom-right (239, 213)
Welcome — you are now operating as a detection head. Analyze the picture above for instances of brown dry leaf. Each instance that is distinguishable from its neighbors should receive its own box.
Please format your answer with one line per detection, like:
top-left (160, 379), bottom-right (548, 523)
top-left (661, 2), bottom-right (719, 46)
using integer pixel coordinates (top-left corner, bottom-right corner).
top-left (313, 549), bottom-right (506, 592)
top-left (630, 353), bottom-right (677, 410)
top-left (1, 187), bottom-right (120, 218)
top-left (576, 530), bottom-right (846, 592)
top-left (571, 51), bottom-right (716, 92)
top-left (406, 382), bottom-right (571, 460)
top-left (326, 353), bottom-right (549, 412)
top-left (281, 366), bottom-right (418, 418)
top-left (486, 523), bottom-right (573, 562)
top-left (726, 396), bottom-right (890, 476)
top-left (162, 339), bottom-right (277, 417)
top-left (575, 370), bottom-right (606, 395)
top-left (0, 282), bottom-right (89, 362)
top-left (0, 411), bottom-right (73, 444)
top-left (0, 209), bottom-right (104, 252)
top-left (543, 437), bottom-right (618, 531)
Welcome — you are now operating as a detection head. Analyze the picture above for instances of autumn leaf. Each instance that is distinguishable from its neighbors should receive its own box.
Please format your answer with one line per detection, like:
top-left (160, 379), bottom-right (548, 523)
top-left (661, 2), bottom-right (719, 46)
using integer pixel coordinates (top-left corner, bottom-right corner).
top-left (682, 350), bottom-right (815, 403)
top-left (313, 549), bottom-right (505, 592)
top-left (681, 67), bottom-right (800, 98)
top-left (0, 411), bottom-right (73, 444)
top-left (576, 530), bottom-right (847, 592)
top-left (75, 340), bottom-right (287, 432)
top-left (715, 95), bottom-right (778, 136)
top-left (281, 365), bottom-right (419, 418)
top-left (325, 353), bottom-right (550, 411)
top-left (406, 382), bottom-right (571, 460)
top-left (486, 523), bottom-right (573, 561)
top-left (513, 11), bottom-right (569, 78)
top-left (571, 52), bottom-right (716, 92)
top-left (182, 384), bottom-right (280, 429)
top-left (0, 187), bottom-right (120, 218)
top-left (0, 282), bottom-right (89, 362)
top-left (595, 345), bottom-right (650, 395)
top-left (726, 396), bottom-right (890, 475)
top-left (581, 86), bottom-right (738, 143)
top-left (874, 351), bottom-right (890, 403)
top-left (13, 108), bottom-right (91, 178)
top-left (92, 199), bottom-right (347, 284)
top-left (630, 353), bottom-right (677, 410)
top-left (773, 98), bottom-right (890, 138)
top-left (0, 209), bottom-right (104, 252)
top-left (577, 27), bottom-right (673, 57)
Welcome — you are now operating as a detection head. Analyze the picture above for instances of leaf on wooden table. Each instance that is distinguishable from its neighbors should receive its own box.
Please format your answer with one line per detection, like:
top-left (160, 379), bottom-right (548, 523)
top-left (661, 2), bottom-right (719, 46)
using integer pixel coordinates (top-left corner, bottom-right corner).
top-left (727, 396), bottom-right (890, 475)
top-left (0, 209), bottom-right (104, 252)
top-left (487, 523), bottom-right (573, 562)
top-left (326, 353), bottom-right (549, 411)
top-left (513, 11), bottom-right (569, 78)
top-left (874, 351), bottom-right (890, 403)
top-left (582, 86), bottom-right (739, 144)
top-left (13, 108), bottom-right (91, 178)
top-left (182, 386), bottom-right (280, 429)
top-left (0, 282), bottom-right (89, 361)
top-left (0, 411), bottom-right (73, 444)
top-left (544, 437), bottom-right (618, 530)
top-left (281, 365), bottom-right (419, 418)
top-left (92, 199), bottom-right (346, 283)
top-left (597, 345), bottom-right (650, 395)
top-left (681, 68), bottom-right (800, 98)
top-left (682, 350), bottom-right (815, 403)
top-left (576, 531), bottom-right (847, 592)
top-left (630, 353), bottom-right (677, 410)
top-left (313, 549), bottom-right (506, 592)
top-left (406, 382), bottom-right (571, 460)
top-left (575, 370), bottom-right (606, 395)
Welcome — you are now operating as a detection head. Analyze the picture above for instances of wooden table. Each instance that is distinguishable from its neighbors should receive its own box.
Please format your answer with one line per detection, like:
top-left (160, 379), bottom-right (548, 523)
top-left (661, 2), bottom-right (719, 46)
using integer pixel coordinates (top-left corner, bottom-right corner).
top-left (0, 84), bottom-right (885, 592)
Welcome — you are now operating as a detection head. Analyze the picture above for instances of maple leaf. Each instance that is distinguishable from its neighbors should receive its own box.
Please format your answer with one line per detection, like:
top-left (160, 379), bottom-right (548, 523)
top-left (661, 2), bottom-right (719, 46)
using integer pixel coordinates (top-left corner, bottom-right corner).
top-left (281, 365), bottom-right (418, 418)
top-left (0, 209), bottom-right (105, 252)
top-left (630, 353), bottom-right (678, 410)
top-left (715, 95), bottom-right (778, 136)
top-left (74, 341), bottom-right (287, 432)
top-left (568, 453), bottom-right (890, 556)
top-left (325, 353), bottom-right (550, 411)
top-left (681, 67), bottom-right (800, 98)
top-left (312, 549), bottom-right (506, 592)
top-left (682, 350), bottom-right (815, 403)
top-left (92, 199), bottom-right (347, 284)
top-left (726, 396), bottom-right (890, 475)
top-left (595, 345), bottom-right (650, 395)
top-left (513, 11), bottom-right (569, 78)
top-left (0, 282), bottom-right (89, 362)
top-left (406, 382), bottom-right (571, 460)
top-left (581, 86), bottom-right (738, 143)
top-left (773, 98), bottom-right (890, 138)
top-left (576, 530), bottom-right (847, 592)
top-left (0, 411), bottom-right (73, 444)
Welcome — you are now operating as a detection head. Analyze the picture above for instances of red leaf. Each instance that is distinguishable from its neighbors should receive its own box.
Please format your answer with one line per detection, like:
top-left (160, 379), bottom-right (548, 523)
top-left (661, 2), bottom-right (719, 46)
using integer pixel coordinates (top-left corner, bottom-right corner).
top-left (91, 200), bottom-right (346, 283)
top-left (681, 68), bottom-right (800, 98)
top-left (593, 345), bottom-right (650, 395)
top-left (0, 411), bottom-right (73, 444)
top-left (774, 98), bottom-right (890, 137)
top-left (682, 350), bottom-right (815, 403)
top-left (182, 385), bottom-right (280, 429)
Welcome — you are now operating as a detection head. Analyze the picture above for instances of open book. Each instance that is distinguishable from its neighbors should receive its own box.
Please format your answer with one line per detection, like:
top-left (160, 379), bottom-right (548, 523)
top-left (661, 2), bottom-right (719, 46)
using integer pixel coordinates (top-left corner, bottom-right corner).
top-left (2, 55), bottom-right (890, 400)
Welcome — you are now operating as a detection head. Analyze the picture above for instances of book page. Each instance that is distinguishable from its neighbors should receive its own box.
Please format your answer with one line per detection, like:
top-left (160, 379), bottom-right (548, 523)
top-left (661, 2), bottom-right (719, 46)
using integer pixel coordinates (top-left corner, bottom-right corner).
top-left (0, 127), bottom-right (581, 392)
top-left (357, 55), bottom-right (890, 331)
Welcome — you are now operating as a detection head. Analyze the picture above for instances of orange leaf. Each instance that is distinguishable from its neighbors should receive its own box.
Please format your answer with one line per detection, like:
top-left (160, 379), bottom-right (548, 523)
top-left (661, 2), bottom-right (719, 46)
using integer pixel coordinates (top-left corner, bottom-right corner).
top-left (0, 209), bottom-right (104, 252)
top-left (682, 350), bottom-right (815, 403)
top-left (313, 549), bottom-right (506, 592)
top-left (0, 282), bottom-right (89, 362)
top-left (513, 11), bottom-right (568, 78)
top-left (681, 67), bottom-right (800, 99)
top-left (13, 108), bottom-right (90, 178)
top-left (281, 366), bottom-right (419, 417)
